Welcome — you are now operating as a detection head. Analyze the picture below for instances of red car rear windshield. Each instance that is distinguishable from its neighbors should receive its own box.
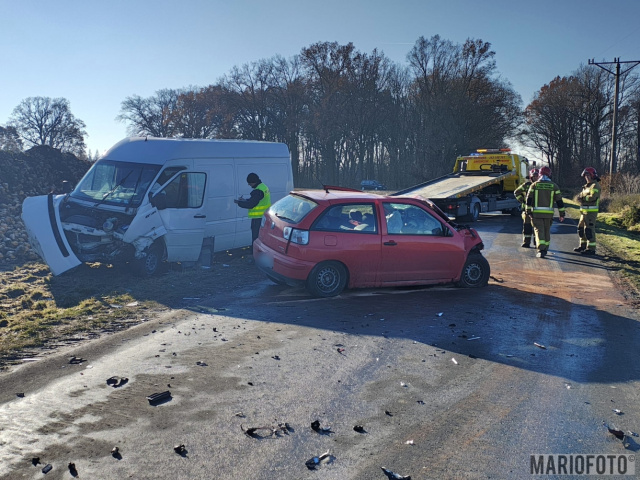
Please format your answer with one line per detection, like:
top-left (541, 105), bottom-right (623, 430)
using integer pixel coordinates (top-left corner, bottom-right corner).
top-left (270, 194), bottom-right (318, 223)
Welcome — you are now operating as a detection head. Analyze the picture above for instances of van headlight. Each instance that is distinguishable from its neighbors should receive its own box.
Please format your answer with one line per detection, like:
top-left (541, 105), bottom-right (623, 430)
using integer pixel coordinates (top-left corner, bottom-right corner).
top-left (283, 227), bottom-right (309, 245)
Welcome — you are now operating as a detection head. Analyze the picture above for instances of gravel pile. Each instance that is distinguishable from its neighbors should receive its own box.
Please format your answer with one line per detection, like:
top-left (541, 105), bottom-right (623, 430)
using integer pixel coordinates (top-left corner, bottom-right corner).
top-left (0, 147), bottom-right (90, 268)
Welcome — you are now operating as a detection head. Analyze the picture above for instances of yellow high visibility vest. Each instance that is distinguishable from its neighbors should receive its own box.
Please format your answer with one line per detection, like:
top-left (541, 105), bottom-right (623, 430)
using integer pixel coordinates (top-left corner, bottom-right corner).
top-left (248, 183), bottom-right (271, 218)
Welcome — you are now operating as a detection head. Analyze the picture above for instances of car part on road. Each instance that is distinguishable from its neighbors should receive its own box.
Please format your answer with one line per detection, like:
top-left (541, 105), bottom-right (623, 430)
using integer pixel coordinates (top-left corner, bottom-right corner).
top-left (106, 376), bottom-right (128, 387)
top-left (381, 466), bottom-right (412, 479)
top-left (353, 425), bottom-right (366, 433)
top-left (42, 463), bottom-right (52, 474)
top-left (604, 422), bottom-right (625, 440)
top-left (68, 462), bottom-right (78, 477)
top-left (31, 457), bottom-right (40, 466)
top-left (174, 444), bottom-right (187, 455)
top-left (147, 390), bottom-right (172, 405)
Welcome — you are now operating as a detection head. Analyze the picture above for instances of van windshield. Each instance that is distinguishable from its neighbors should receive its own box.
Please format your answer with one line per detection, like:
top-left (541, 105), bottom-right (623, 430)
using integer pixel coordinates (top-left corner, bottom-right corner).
top-left (70, 160), bottom-right (161, 207)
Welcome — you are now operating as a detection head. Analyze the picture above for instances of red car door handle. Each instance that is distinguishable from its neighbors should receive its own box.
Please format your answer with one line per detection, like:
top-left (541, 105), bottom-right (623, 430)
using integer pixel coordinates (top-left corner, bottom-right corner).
top-left (384, 241), bottom-right (397, 246)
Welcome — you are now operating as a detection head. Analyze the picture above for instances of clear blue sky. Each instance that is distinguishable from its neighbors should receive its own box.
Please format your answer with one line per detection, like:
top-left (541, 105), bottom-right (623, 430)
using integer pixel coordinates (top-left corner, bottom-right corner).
top-left (1, 0), bottom-right (638, 161)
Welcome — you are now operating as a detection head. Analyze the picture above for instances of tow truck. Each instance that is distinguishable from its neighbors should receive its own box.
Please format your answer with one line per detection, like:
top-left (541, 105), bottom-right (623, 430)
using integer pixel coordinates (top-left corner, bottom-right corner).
top-left (394, 148), bottom-right (532, 222)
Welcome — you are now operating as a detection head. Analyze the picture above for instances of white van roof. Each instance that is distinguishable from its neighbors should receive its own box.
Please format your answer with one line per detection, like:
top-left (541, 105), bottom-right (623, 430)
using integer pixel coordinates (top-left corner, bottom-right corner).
top-left (102, 137), bottom-right (290, 165)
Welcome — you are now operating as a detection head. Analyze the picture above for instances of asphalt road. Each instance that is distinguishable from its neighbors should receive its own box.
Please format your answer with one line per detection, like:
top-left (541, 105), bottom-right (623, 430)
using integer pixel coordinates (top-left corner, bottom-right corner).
top-left (1, 214), bottom-right (639, 480)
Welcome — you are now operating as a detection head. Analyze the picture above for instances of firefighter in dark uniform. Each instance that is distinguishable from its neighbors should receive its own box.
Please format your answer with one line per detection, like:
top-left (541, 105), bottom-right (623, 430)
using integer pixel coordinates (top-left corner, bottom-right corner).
top-left (234, 173), bottom-right (271, 247)
top-left (574, 167), bottom-right (601, 255)
top-left (525, 165), bottom-right (565, 258)
top-left (514, 168), bottom-right (539, 248)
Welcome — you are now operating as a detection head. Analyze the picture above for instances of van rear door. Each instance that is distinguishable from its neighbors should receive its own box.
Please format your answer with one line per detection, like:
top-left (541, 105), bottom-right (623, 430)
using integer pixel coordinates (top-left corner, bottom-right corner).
top-left (21, 195), bottom-right (81, 275)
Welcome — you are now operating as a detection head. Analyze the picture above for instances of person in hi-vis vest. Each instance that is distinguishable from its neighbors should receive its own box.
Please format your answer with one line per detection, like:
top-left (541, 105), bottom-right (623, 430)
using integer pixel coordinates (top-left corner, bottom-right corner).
top-left (234, 173), bottom-right (271, 247)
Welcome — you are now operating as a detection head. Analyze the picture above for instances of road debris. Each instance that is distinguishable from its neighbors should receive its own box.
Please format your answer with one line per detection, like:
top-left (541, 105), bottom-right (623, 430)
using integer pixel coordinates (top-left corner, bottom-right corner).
top-left (196, 361), bottom-right (208, 366)
top-left (69, 356), bottom-right (85, 364)
top-left (16, 392), bottom-right (24, 398)
top-left (174, 444), bottom-right (187, 455)
top-left (311, 420), bottom-right (333, 434)
top-left (613, 409), bottom-right (623, 415)
top-left (405, 439), bottom-right (414, 445)
top-left (111, 446), bottom-right (121, 459)
top-left (68, 462), bottom-right (78, 476)
top-left (534, 342), bottom-right (546, 349)
top-left (451, 358), bottom-right (458, 365)
top-left (381, 466), bottom-right (412, 479)
top-left (106, 376), bottom-right (129, 388)
top-left (241, 423), bottom-right (290, 438)
top-left (305, 450), bottom-right (331, 470)
top-left (31, 457), bottom-right (40, 466)
top-left (42, 464), bottom-right (53, 474)
top-left (604, 422), bottom-right (625, 440)
top-left (147, 391), bottom-right (172, 405)
top-left (385, 410), bottom-right (393, 416)
top-left (354, 425), bottom-right (367, 433)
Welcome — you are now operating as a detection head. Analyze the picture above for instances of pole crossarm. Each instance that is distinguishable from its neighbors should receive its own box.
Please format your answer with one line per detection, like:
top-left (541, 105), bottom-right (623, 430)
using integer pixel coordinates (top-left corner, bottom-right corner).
top-left (587, 57), bottom-right (640, 177)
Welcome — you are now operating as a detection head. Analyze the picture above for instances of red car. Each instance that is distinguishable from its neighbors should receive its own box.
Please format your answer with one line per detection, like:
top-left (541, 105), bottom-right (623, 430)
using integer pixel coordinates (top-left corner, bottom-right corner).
top-left (253, 188), bottom-right (490, 297)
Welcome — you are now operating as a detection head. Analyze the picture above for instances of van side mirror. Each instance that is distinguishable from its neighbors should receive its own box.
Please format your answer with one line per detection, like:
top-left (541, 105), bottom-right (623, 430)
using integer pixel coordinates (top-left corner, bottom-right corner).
top-left (150, 192), bottom-right (167, 210)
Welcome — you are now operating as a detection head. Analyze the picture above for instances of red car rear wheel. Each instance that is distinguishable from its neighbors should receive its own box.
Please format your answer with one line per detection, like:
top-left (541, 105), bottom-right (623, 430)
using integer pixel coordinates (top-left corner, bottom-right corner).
top-left (306, 261), bottom-right (348, 297)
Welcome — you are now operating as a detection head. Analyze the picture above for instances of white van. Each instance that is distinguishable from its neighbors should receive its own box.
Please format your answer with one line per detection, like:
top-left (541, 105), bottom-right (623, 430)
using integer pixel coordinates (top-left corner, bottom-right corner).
top-left (21, 137), bottom-right (293, 275)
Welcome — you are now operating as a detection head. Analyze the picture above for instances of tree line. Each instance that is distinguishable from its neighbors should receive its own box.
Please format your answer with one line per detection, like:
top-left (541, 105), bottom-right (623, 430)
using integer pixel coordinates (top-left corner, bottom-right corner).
top-left (2, 36), bottom-right (639, 189)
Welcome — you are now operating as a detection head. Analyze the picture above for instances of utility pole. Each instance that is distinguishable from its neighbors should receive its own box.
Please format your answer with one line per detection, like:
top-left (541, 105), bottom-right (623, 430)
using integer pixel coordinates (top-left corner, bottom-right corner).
top-left (588, 58), bottom-right (640, 177)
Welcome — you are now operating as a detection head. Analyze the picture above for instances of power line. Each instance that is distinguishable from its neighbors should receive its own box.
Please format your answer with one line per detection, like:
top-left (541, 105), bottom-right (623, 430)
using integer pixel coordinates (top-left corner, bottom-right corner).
top-left (588, 57), bottom-right (640, 177)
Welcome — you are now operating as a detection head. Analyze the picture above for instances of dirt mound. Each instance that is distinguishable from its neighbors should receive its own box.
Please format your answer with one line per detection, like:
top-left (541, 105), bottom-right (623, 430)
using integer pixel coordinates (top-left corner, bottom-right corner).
top-left (0, 146), bottom-right (90, 268)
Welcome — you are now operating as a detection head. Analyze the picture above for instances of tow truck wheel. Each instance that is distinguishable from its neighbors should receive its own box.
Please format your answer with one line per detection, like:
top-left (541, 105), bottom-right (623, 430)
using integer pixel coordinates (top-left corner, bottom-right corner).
top-left (307, 261), bottom-right (348, 297)
top-left (457, 253), bottom-right (490, 288)
top-left (134, 241), bottom-right (165, 276)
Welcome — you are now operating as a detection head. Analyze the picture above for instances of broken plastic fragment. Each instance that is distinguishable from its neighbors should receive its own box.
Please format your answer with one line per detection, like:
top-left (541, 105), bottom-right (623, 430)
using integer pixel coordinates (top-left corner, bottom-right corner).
top-left (451, 358), bottom-right (458, 365)
top-left (613, 409), bottom-right (623, 415)
top-left (354, 425), bottom-right (366, 433)
top-left (174, 444), bottom-right (186, 455)
top-left (534, 342), bottom-right (546, 349)
top-left (405, 439), bottom-right (414, 445)
top-left (604, 422), bottom-right (625, 440)
top-left (305, 450), bottom-right (330, 470)
top-left (16, 392), bottom-right (24, 398)
top-left (196, 361), bottom-right (208, 366)
top-left (42, 464), bottom-right (52, 474)
top-left (32, 457), bottom-right (40, 466)
top-left (69, 356), bottom-right (85, 364)
top-left (311, 420), bottom-right (333, 434)
top-left (106, 376), bottom-right (129, 388)
top-left (68, 462), bottom-right (78, 476)
top-left (381, 466), bottom-right (412, 479)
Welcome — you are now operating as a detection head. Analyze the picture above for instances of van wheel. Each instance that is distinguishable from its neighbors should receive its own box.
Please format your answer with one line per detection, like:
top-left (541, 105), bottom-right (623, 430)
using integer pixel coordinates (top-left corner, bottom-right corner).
top-left (134, 241), bottom-right (165, 276)
top-left (307, 261), bottom-right (348, 297)
top-left (457, 254), bottom-right (490, 288)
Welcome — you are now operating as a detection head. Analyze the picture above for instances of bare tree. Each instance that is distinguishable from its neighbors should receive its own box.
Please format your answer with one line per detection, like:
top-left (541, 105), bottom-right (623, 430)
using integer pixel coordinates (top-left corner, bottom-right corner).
top-left (117, 89), bottom-right (182, 137)
top-left (8, 97), bottom-right (86, 155)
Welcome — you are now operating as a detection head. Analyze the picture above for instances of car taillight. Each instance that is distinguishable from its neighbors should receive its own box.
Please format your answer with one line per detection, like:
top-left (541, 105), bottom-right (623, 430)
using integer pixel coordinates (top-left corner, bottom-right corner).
top-left (283, 227), bottom-right (309, 245)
